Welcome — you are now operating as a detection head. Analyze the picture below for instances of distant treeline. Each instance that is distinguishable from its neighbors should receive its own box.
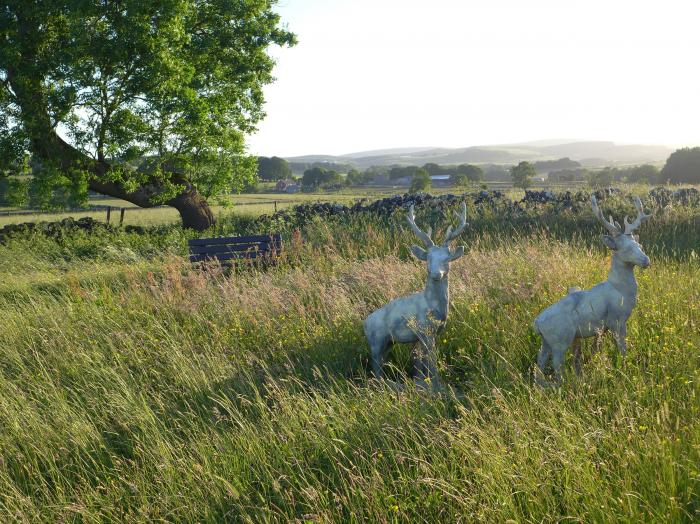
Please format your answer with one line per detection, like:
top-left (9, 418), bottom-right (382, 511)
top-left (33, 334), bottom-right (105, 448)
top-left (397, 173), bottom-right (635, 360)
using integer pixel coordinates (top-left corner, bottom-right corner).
top-left (387, 163), bottom-right (483, 181)
top-left (289, 161), bottom-right (355, 175)
top-left (255, 148), bottom-right (700, 189)
top-left (549, 165), bottom-right (661, 185)
top-left (532, 157), bottom-right (580, 171)
top-left (257, 157), bottom-right (355, 181)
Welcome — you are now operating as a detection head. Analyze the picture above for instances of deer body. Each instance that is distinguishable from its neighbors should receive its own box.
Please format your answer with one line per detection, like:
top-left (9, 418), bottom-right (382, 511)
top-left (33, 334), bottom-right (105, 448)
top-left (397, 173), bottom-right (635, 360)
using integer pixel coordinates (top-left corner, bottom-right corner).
top-left (364, 203), bottom-right (466, 391)
top-left (534, 196), bottom-right (651, 384)
top-left (365, 277), bottom-right (448, 344)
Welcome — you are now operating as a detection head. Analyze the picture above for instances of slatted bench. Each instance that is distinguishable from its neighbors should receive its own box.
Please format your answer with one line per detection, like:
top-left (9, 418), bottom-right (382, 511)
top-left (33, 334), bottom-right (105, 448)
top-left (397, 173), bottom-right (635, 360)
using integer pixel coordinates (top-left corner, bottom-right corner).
top-left (188, 233), bottom-right (283, 265)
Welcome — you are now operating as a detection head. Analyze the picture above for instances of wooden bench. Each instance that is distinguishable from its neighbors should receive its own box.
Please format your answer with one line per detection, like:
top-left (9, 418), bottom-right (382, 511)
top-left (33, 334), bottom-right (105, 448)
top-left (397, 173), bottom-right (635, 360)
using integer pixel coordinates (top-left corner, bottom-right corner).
top-left (188, 234), bottom-right (283, 265)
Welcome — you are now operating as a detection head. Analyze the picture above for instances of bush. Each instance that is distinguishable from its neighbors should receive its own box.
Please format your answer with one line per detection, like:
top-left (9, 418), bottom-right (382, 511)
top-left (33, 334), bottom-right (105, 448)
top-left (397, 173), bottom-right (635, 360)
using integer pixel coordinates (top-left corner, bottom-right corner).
top-left (301, 167), bottom-right (342, 190)
top-left (409, 169), bottom-right (431, 193)
top-left (511, 161), bottom-right (535, 189)
top-left (661, 147), bottom-right (700, 184)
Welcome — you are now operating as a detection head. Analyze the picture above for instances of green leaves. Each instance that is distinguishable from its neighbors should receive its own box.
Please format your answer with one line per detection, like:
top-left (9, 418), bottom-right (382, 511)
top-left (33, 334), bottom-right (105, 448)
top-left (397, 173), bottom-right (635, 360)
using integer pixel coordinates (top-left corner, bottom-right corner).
top-left (661, 147), bottom-right (700, 184)
top-left (1, 0), bottom-right (294, 208)
top-left (409, 169), bottom-right (431, 194)
top-left (511, 161), bottom-right (536, 190)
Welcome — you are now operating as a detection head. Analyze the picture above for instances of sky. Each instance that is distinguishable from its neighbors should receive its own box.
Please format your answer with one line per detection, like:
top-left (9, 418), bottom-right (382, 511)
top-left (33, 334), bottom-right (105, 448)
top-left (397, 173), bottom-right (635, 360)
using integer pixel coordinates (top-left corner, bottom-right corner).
top-left (247, 0), bottom-right (700, 157)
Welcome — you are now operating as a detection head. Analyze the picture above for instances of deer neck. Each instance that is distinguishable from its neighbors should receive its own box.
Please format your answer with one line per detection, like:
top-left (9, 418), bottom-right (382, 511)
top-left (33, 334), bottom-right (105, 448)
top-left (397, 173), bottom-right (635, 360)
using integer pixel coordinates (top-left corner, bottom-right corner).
top-left (424, 275), bottom-right (449, 320)
top-left (607, 253), bottom-right (638, 304)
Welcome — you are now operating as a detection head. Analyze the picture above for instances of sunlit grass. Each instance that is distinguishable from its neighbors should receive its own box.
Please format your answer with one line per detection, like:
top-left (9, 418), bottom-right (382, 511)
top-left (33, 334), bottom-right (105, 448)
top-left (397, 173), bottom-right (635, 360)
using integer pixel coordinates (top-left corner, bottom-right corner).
top-left (0, 201), bottom-right (698, 521)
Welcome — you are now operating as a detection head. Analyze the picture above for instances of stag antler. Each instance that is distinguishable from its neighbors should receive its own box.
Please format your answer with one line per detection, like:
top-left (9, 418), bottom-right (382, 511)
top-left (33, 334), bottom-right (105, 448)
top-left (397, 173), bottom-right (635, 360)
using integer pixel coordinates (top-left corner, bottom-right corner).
top-left (591, 195), bottom-right (622, 236)
top-left (623, 196), bottom-right (651, 234)
top-left (407, 205), bottom-right (434, 247)
top-left (442, 202), bottom-right (468, 246)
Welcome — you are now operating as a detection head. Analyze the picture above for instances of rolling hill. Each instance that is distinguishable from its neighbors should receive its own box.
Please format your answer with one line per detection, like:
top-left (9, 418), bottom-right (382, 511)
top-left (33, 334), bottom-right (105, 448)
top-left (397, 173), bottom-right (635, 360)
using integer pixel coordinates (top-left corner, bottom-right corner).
top-left (285, 141), bottom-right (673, 169)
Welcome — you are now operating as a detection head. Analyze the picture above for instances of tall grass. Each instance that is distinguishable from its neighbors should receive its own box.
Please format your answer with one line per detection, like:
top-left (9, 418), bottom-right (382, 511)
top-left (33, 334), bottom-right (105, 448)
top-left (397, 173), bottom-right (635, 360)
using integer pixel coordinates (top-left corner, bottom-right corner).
top-left (0, 198), bottom-right (698, 522)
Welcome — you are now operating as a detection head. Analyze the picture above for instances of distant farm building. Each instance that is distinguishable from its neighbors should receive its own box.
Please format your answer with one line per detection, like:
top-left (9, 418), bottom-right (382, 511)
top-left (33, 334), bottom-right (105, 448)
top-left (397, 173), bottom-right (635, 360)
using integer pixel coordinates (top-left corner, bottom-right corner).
top-left (276, 180), bottom-right (301, 193)
top-left (430, 175), bottom-right (451, 186)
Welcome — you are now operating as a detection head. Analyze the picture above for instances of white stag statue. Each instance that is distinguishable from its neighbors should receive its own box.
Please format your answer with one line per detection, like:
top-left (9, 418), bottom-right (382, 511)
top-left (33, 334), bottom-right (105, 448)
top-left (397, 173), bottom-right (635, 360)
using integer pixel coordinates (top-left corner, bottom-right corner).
top-left (364, 202), bottom-right (467, 391)
top-left (533, 195), bottom-right (651, 384)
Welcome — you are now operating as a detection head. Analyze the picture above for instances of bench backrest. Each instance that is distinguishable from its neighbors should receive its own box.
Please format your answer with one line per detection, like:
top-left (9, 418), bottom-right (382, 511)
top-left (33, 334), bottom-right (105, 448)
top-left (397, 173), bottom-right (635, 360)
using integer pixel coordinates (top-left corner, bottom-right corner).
top-left (189, 234), bottom-right (282, 264)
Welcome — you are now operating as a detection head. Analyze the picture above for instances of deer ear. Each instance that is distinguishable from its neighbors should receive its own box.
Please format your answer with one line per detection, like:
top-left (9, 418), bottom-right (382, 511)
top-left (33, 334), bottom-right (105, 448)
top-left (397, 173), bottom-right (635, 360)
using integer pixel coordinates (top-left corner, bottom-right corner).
top-left (449, 245), bottom-right (465, 260)
top-left (410, 245), bottom-right (428, 261)
top-left (601, 235), bottom-right (617, 250)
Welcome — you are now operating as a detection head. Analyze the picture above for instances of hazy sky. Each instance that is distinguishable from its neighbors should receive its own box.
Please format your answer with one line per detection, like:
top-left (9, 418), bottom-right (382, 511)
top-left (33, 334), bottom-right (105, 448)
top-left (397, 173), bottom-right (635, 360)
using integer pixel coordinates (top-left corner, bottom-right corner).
top-left (247, 0), bottom-right (700, 157)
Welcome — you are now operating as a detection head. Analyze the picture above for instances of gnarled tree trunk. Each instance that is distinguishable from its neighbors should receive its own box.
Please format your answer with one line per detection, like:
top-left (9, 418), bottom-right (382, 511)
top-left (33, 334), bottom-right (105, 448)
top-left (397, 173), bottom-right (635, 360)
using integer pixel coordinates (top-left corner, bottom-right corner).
top-left (53, 134), bottom-right (216, 231)
top-left (9, 74), bottom-right (216, 231)
top-left (168, 186), bottom-right (216, 231)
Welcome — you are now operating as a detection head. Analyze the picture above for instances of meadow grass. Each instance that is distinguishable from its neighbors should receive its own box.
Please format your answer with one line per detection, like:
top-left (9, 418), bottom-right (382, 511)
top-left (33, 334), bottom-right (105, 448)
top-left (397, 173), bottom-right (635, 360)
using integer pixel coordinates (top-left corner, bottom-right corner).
top-left (0, 190), bottom-right (404, 227)
top-left (0, 199), bottom-right (698, 522)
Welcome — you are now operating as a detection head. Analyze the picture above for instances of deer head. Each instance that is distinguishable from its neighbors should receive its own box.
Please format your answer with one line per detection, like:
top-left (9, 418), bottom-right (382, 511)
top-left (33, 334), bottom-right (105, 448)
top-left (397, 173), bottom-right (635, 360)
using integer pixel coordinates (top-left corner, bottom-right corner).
top-left (591, 195), bottom-right (651, 268)
top-left (407, 203), bottom-right (467, 280)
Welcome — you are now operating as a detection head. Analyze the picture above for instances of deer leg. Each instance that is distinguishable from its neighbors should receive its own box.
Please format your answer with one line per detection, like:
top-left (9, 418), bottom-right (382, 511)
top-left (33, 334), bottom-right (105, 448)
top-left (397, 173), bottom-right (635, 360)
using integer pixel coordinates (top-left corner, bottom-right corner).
top-left (535, 339), bottom-right (553, 386)
top-left (368, 332), bottom-right (389, 379)
top-left (413, 335), bottom-right (443, 392)
top-left (612, 324), bottom-right (627, 360)
top-left (572, 338), bottom-right (583, 376)
top-left (550, 346), bottom-right (567, 385)
top-left (594, 329), bottom-right (604, 356)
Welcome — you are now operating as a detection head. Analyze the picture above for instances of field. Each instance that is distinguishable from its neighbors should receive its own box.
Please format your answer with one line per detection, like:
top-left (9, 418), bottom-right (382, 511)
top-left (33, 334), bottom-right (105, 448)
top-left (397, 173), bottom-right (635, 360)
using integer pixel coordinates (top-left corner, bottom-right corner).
top-left (0, 190), bottom-right (698, 522)
top-left (0, 183), bottom-right (562, 227)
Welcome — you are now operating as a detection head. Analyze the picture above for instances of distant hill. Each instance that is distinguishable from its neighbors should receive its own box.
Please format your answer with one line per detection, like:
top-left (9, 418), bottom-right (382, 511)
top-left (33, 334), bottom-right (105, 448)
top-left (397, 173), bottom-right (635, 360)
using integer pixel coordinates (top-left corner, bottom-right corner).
top-left (340, 147), bottom-right (439, 159)
top-left (284, 141), bottom-right (673, 170)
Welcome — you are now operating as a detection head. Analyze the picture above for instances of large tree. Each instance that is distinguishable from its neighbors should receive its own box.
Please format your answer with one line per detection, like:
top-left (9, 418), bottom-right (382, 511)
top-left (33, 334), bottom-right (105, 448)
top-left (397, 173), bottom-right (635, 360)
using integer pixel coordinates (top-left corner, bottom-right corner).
top-left (510, 161), bottom-right (535, 190)
top-left (626, 164), bottom-right (660, 184)
top-left (661, 147), bottom-right (700, 184)
top-left (409, 168), bottom-right (431, 193)
top-left (460, 164), bottom-right (484, 183)
top-left (450, 165), bottom-right (483, 188)
top-left (0, 0), bottom-right (294, 229)
top-left (257, 156), bottom-right (291, 181)
top-left (301, 167), bottom-right (340, 191)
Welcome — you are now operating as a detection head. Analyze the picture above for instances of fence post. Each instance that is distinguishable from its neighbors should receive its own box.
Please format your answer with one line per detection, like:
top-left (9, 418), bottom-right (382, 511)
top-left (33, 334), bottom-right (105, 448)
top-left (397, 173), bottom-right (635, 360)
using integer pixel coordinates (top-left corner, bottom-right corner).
top-left (274, 200), bottom-right (278, 212)
top-left (106, 206), bottom-right (111, 224)
top-left (119, 208), bottom-right (125, 226)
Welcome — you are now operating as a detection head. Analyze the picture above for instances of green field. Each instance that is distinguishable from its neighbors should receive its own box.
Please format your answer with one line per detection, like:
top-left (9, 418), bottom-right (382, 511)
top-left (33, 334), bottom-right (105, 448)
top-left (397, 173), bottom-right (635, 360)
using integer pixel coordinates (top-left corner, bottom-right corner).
top-left (0, 191), bottom-right (698, 522)
top-left (0, 184), bottom-right (557, 227)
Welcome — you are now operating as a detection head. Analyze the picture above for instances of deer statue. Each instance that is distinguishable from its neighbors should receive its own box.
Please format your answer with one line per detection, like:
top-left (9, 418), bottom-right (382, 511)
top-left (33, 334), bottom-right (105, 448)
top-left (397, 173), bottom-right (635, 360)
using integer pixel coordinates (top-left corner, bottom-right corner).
top-left (364, 202), bottom-right (467, 391)
top-left (533, 195), bottom-right (651, 385)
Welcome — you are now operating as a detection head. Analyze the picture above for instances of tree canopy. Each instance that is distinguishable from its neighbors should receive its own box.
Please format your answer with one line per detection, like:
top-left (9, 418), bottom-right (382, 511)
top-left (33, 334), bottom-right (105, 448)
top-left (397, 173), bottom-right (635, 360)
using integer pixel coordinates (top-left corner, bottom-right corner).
top-left (0, 0), bottom-right (295, 229)
top-left (625, 164), bottom-right (660, 184)
top-left (587, 168), bottom-right (614, 188)
top-left (449, 172), bottom-right (470, 188)
top-left (511, 161), bottom-right (535, 189)
top-left (389, 165), bottom-right (420, 181)
top-left (532, 158), bottom-right (580, 172)
top-left (450, 168), bottom-right (483, 187)
top-left (461, 164), bottom-right (484, 183)
top-left (346, 168), bottom-right (373, 186)
top-left (257, 156), bottom-right (292, 181)
top-left (409, 168), bottom-right (431, 193)
top-left (301, 167), bottom-right (341, 191)
top-left (661, 148), bottom-right (700, 184)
